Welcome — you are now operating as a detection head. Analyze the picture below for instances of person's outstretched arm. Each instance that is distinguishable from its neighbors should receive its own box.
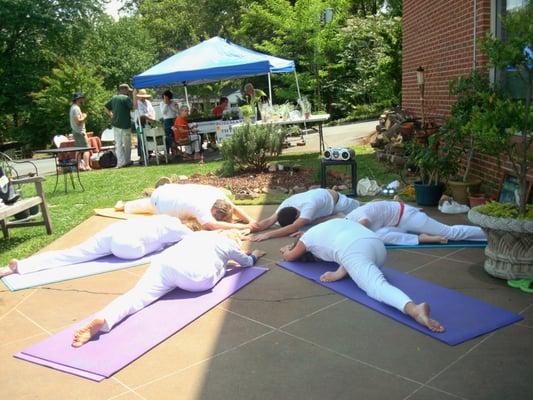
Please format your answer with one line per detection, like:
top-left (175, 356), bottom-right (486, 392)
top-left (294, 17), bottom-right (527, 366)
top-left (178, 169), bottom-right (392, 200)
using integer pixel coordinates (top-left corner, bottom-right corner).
top-left (250, 218), bottom-right (310, 242)
top-left (249, 213), bottom-right (278, 232)
top-left (230, 202), bottom-right (256, 224)
top-left (202, 220), bottom-right (251, 231)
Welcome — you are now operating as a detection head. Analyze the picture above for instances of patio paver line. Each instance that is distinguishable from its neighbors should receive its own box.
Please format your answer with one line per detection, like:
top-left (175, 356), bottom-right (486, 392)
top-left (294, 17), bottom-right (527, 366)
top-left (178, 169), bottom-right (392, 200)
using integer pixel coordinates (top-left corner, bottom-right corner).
top-left (116, 329), bottom-right (277, 396)
top-left (0, 288), bottom-right (37, 322)
top-left (16, 309), bottom-right (52, 335)
top-left (402, 333), bottom-right (495, 400)
top-left (405, 248), bottom-right (466, 274)
top-left (399, 248), bottom-right (477, 266)
top-left (110, 377), bottom-right (148, 400)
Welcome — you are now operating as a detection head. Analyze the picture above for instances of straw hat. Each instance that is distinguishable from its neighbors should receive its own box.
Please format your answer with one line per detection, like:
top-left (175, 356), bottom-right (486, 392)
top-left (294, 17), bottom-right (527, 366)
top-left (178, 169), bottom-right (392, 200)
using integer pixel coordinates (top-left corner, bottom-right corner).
top-left (136, 89), bottom-right (151, 99)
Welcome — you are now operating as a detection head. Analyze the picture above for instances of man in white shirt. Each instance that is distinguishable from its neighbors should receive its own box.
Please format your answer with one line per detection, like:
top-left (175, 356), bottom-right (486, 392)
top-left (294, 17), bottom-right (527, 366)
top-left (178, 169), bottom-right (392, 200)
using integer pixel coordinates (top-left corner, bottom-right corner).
top-left (249, 188), bottom-right (360, 241)
top-left (136, 89), bottom-right (156, 163)
top-left (160, 89), bottom-right (177, 155)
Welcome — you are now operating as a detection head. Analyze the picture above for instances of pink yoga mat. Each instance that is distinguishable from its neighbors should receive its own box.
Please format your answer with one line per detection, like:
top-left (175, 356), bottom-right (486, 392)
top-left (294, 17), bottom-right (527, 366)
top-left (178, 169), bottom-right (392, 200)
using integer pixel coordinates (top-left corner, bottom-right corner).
top-left (15, 266), bottom-right (268, 381)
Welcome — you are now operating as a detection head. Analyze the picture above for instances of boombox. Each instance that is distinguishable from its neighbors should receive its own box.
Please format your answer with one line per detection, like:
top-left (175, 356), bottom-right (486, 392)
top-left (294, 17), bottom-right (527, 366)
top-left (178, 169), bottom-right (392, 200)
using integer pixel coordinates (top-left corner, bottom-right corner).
top-left (323, 147), bottom-right (355, 161)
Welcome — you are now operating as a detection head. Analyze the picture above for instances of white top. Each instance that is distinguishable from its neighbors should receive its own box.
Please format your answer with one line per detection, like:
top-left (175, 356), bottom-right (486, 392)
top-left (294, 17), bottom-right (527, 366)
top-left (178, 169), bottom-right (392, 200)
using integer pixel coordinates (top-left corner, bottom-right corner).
top-left (137, 99), bottom-right (156, 120)
top-left (153, 231), bottom-right (254, 282)
top-left (345, 201), bottom-right (402, 231)
top-left (300, 219), bottom-right (377, 264)
top-left (69, 104), bottom-right (85, 134)
top-left (160, 101), bottom-right (177, 119)
top-left (151, 184), bottom-right (229, 224)
top-left (106, 214), bottom-right (192, 247)
top-left (277, 188), bottom-right (334, 221)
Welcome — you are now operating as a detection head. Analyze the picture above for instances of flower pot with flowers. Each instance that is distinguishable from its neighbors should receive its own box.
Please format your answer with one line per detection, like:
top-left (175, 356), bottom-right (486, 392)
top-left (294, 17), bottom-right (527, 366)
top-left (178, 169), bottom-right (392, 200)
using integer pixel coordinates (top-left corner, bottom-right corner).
top-left (466, 2), bottom-right (533, 279)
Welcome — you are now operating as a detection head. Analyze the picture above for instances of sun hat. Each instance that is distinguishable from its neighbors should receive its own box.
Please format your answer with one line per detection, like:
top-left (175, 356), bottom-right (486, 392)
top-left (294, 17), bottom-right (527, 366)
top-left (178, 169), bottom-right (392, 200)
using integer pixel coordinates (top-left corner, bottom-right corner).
top-left (118, 83), bottom-right (133, 91)
top-left (72, 92), bottom-right (85, 101)
top-left (136, 89), bottom-right (151, 99)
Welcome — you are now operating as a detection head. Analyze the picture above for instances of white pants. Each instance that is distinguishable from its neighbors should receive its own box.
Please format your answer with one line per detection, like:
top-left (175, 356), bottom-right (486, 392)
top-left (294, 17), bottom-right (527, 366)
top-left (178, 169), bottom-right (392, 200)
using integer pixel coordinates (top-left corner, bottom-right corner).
top-left (334, 194), bottom-right (360, 216)
top-left (124, 198), bottom-right (156, 214)
top-left (340, 238), bottom-right (411, 312)
top-left (16, 231), bottom-right (161, 275)
top-left (113, 127), bottom-right (132, 167)
top-left (399, 207), bottom-right (486, 242)
top-left (97, 255), bottom-right (226, 331)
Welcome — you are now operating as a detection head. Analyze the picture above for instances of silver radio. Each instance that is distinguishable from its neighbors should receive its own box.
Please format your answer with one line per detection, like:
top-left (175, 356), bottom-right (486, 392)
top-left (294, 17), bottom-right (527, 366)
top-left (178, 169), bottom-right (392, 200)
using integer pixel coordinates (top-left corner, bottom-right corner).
top-left (323, 147), bottom-right (355, 161)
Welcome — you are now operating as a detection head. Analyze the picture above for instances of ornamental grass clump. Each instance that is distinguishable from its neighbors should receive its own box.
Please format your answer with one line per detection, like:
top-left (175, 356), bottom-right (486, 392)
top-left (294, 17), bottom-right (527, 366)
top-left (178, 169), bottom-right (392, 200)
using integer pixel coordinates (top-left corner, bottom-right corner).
top-left (220, 123), bottom-right (285, 175)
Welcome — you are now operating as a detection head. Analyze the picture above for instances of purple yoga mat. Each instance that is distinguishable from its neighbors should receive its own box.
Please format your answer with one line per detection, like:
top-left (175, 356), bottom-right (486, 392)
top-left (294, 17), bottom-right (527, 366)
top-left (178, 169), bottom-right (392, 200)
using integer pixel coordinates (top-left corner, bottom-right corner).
top-left (15, 266), bottom-right (268, 381)
top-left (277, 261), bottom-right (522, 345)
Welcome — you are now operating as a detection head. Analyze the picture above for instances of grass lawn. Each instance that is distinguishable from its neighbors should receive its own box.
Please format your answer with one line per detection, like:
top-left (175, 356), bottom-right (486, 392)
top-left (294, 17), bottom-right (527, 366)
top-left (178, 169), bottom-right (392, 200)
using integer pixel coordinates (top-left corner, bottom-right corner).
top-left (0, 145), bottom-right (398, 265)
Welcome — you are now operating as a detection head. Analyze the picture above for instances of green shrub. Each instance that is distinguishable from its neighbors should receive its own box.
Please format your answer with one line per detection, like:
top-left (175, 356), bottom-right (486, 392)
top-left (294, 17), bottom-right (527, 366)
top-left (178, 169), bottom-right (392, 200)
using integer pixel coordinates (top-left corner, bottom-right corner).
top-left (477, 201), bottom-right (533, 220)
top-left (220, 123), bottom-right (285, 173)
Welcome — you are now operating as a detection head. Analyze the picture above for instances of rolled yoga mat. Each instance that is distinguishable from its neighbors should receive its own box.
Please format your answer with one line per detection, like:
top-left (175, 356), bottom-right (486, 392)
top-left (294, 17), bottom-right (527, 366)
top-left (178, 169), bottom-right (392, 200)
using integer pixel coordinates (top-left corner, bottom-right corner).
top-left (15, 266), bottom-right (268, 381)
top-left (277, 261), bottom-right (522, 346)
top-left (2, 253), bottom-right (158, 291)
top-left (385, 240), bottom-right (487, 249)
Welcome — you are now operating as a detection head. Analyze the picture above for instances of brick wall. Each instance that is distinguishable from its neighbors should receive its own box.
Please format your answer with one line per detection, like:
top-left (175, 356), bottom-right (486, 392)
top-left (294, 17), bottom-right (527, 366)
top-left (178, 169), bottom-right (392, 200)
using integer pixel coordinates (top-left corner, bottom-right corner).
top-left (402, 0), bottom-right (532, 194)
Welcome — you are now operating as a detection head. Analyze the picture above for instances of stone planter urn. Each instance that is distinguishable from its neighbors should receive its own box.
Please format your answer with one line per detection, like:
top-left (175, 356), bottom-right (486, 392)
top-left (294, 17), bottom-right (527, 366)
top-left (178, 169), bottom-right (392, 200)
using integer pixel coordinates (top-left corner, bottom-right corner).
top-left (468, 207), bottom-right (533, 279)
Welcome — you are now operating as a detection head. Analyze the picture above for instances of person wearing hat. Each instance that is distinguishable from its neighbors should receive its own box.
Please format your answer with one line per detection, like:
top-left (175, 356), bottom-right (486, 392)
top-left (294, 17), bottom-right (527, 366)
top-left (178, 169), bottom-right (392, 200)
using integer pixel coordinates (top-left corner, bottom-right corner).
top-left (70, 92), bottom-right (91, 171)
top-left (136, 89), bottom-right (155, 164)
top-left (104, 84), bottom-right (137, 168)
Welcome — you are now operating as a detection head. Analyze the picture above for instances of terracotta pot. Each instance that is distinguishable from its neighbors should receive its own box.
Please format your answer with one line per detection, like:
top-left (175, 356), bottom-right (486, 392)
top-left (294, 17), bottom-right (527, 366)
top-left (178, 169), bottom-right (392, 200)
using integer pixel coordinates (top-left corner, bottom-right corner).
top-left (469, 194), bottom-right (487, 208)
top-left (400, 122), bottom-right (414, 140)
top-left (447, 178), bottom-right (482, 204)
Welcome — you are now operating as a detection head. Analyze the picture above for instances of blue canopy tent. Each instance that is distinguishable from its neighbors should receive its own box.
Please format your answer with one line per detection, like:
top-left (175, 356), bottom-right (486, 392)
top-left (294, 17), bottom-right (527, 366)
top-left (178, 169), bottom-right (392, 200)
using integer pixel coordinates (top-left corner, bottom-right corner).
top-left (133, 36), bottom-right (301, 105)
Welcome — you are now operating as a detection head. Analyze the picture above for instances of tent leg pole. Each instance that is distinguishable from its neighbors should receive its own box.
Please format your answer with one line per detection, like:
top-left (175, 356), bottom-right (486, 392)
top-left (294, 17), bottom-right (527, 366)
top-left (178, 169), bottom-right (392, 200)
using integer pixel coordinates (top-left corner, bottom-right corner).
top-left (267, 73), bottom-right (273, 106)
top-left (184, 85), bottom-right (190, 108)
top-left (294, 71), bottom-right (302, 101)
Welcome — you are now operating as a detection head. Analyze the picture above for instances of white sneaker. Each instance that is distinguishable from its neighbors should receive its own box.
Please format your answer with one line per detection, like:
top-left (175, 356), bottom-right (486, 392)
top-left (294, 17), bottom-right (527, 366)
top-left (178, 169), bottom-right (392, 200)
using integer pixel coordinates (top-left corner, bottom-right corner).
top-left (439, 200), bottom-right (470, 214)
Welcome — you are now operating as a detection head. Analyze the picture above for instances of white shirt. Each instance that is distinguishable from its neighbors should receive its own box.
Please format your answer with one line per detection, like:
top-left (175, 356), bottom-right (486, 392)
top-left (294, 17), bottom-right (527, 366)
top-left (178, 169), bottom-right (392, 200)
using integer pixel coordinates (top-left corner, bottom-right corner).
top-left (345, 201), bottom-right (402, 231)
top-left (160, 101), bottom-right (177, 119)
top-left (151, 184), bottom-right (229, 224)
top-left (69, 104), bottom-right (85, 134)
top-left (153, 231), bottom-right (254, 283)
top-left (105, 214), bottom-right (192, 247)
top-left (300, 219), bottom-right (377, 264)
top-left (137, 99), bottom-right (156, 120)
top-left (277, 188), bottom-right (334, 221)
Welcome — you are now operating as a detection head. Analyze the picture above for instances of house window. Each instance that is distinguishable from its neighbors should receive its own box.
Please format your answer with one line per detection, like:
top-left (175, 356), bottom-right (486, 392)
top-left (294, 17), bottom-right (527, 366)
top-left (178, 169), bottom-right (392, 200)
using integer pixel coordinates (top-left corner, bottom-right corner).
top-left (494, 0), bottom-right (529, 98)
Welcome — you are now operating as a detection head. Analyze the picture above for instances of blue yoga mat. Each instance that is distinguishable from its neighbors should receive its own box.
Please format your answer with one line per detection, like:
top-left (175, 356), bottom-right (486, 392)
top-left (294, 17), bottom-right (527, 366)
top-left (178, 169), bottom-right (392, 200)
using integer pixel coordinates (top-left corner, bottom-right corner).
top-left (1, 253), bottom-right (158, 291)
top-left (277, 261), bottom-right (522, 345)
top-left (385, 240), bottom-right (487, 249)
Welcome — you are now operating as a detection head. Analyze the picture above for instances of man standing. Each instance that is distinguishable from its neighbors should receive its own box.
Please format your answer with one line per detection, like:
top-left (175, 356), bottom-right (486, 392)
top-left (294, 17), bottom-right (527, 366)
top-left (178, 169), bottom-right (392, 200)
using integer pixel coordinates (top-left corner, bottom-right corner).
top-left (69, 92), bottom-right (91, 171)
top-left (105, 84), bottom-right (136, 168)
top-left (135, 89), bottom-right (155, 164)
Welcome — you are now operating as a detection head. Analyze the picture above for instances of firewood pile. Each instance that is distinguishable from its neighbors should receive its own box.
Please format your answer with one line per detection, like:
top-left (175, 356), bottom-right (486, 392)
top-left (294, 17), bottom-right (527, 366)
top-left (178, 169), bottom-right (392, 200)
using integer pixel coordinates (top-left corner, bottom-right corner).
top-left (371, 107), bottom-right (416, 168)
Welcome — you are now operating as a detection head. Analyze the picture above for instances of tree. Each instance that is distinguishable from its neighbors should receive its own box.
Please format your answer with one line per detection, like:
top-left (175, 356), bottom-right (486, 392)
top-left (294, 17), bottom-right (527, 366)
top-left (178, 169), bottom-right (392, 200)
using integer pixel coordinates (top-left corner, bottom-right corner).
top-left (0, 0), bottom-right (104, 144)
top-left (32, 61), bottom-right (112, 148)
top-left (79, 15), bottom-right (157, 90)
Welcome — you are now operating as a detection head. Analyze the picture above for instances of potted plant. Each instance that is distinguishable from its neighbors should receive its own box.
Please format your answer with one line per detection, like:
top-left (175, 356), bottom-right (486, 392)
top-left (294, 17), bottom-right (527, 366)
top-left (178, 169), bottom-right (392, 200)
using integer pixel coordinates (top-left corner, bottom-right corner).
top-left (408, 131), bottom-right (455, 206)
top-left (466, 3), bottom-right (533, 279)
top-left (239, 105), bottom-right (253, 123)
top-left (444, 71), bottom-right (492, 203)
top-left (298, 97), bottom-right (312, 119)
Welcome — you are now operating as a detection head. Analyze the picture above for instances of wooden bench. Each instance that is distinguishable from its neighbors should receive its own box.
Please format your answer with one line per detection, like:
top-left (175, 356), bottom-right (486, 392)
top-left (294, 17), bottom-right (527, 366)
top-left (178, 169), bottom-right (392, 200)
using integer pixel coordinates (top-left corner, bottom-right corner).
top-left (0, 175), bottom-right (53, 238)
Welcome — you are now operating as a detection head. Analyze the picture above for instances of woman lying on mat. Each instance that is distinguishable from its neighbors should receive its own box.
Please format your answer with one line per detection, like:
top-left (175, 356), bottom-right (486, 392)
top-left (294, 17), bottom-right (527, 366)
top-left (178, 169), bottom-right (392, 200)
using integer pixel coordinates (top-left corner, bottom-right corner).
top-left (0, 215), bottom-right (193, 277)
top-left (345, 200), bottom-right (486, 246)
top-left (114, 183), bottom-right (256, 231)
top-left (72, 230), bottom-right (266, 347)
top-left (280, 218), bottom-right (445, 333)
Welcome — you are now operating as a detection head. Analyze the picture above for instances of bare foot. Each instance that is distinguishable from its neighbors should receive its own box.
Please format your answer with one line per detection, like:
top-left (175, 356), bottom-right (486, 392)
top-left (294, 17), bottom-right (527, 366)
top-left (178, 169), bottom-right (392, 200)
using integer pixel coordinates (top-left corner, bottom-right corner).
top-left (114, 200), bottom-right (125, 211)
top-left (72, 318), bottom-right (106, 348)
top-left (405, 302), bottom-right (445, 332)
top-left (418, 233), bottom-right (449, 244)
top-left (0, 259), bottom-right (18, 277)
top-left (320, 266), bottom-right (348, 282)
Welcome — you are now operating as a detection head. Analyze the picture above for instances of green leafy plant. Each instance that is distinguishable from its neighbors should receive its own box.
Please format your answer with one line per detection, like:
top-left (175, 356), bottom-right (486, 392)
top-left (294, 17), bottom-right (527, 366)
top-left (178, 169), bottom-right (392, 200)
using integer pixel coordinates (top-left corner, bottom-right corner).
top-left (445, 71), bottom-right (493, 182)
top-left (477, 201), bottom-right (533, 220)
top-left (220, 123), bottom-right (285, 173)
top-left (239, 105), bottom-right (253, 121)
top-left (407, 131), bottom-right (456, 185)
top-left (472, 2), bottom-right (533, 216)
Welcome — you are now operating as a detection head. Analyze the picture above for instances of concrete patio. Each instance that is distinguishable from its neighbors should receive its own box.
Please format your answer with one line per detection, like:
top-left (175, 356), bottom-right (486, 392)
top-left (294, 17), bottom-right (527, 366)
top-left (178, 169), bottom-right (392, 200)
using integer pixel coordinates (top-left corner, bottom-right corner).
top-left (0, 204), bottom-right (531, 400)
